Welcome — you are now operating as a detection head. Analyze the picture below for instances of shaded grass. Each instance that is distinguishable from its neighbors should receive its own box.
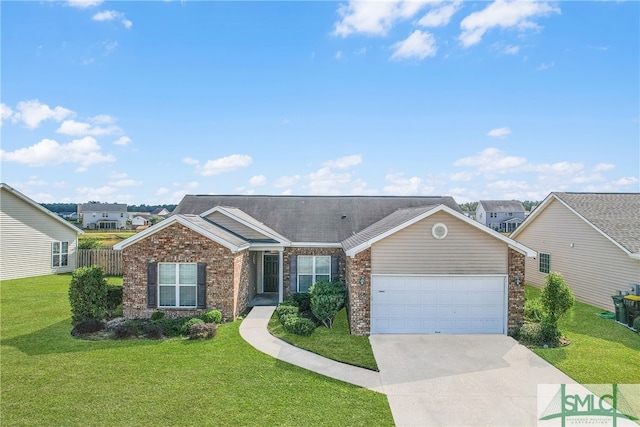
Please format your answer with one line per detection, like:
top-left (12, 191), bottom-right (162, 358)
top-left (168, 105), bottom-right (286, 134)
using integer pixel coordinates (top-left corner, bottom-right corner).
top-left (80, 231), bottom-right (136, 248)
top-left (268, 308), bottom-right (378, 371)
top-left (525, 286), bottom-right (640, 384)
top-left (1, 275), bottom-right (393, 426)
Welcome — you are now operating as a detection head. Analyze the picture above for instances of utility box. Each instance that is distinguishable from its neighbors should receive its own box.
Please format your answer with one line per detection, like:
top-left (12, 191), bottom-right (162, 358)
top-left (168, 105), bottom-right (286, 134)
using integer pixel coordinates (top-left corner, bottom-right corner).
top-left (612, 295), bottom-right (627, 323)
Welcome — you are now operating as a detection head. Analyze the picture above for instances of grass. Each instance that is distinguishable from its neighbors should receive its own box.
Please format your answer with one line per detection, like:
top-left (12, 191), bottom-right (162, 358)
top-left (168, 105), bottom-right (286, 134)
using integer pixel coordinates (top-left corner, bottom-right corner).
top-left (525, 285), bottom-right (640, 384)
top-left (1, 275), bottom-right (393, 427)
top-left (80, 231), bottom-right (136, 248)
top-left (268, 308), bottom-right (379, 371)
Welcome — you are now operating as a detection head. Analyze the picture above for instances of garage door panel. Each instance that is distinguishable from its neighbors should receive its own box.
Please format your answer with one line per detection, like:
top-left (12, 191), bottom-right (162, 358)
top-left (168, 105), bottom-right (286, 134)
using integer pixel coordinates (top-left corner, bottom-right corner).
top-left (371, 275), bottom-right (506, 334)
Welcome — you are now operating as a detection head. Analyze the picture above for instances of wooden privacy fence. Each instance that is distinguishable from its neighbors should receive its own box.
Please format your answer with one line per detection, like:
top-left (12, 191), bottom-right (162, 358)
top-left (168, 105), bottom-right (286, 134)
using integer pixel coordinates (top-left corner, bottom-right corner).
top-left (77, 249), bottom-right (122, 276)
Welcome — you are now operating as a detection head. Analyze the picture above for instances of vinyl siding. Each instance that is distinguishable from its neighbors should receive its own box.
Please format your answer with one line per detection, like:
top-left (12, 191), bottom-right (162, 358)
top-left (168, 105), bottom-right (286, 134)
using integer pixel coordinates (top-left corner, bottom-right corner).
top-left (206, 212), bottom-right (270, 240)
top-left (514, 198), bottom-right (640, 311)
top-left (371, 211), bottom-right (507, 275)
top-left (1, 188), bottom-right (78, 281)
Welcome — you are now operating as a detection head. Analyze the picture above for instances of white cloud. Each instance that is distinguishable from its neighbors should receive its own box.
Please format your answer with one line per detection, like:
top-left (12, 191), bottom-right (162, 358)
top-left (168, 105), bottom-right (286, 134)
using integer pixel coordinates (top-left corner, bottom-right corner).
top-left (248, 175), bottom-right (267, 187)
top-left (196, 154), bottom-right (253, 176)
top-left (307, 167), bottom-right (354, 195)
top-left (418, 1), bottom-right (461, 28)
top-left (612, 176), bottom-right (638, 186)
top-left (56, 119), bottom-right (120, 136)
top-left (182, 157), bottom-right (200, 165)
top-left (114, 136), bottom-right (131, 146)
top-left (454, 147), bottom-right (527, 173)
top-left (92, 10), bottom-right (133, 28)
top-left (593, 163), bottom-right (615, 173)
top-left (274, 175), bottom-right (301, 188)
top-left (487, 127), bottom-right (511, 137)
top-left (323, 154), bottom-right (362, 169)
top-left (459, 0), bottom-right (560, 47)
top-left (113, 179), bottom-right (143, 187)
top-left (502, 45), bottom-right (520, 55)
top-left (449, 171), bottom-right (475, 182)
top-left (75, 185), bottom-right (118, 201)
top-left (334, 0), bottom-right (429, 37)
top-left (383, 173), bottom-right (422, 195)
top-left (0, 103), bottom-right (13, 126)
top-left (14, 100), bottom-right (74, 129)
top-left (391, 30), bottom-right (437, 60)
top-left (0, 137), bottom-right (115, 168)
top-left (537, 61), bottom-right (555, 71)
top-left (532, 161), bottom-right (583, 175)
top-left (67, 0), bottom-right (103, 8)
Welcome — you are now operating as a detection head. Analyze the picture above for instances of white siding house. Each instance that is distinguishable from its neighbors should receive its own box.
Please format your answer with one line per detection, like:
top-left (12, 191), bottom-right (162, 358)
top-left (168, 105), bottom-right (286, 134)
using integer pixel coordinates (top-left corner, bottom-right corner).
top-left (511, 192), bottom-right (640, 311)
top-left (0, 183), bottom-right (83, 281)
top-left (476, 200), bottom-right (526, 233)
top-left (78, 202), bottom-right (128, 229)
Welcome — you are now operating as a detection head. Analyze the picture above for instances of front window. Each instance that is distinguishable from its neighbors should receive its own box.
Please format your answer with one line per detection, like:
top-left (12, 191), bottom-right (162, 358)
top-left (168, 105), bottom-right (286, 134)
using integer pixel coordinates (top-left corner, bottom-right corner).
top-left (158, 263), bottom-right (197, 307)
top-left (298, 255), bottom-right (331, 293)
top-left (539, 253), bottom-right (550, 274)
top-left (52, 241), bottom-right (69, 267)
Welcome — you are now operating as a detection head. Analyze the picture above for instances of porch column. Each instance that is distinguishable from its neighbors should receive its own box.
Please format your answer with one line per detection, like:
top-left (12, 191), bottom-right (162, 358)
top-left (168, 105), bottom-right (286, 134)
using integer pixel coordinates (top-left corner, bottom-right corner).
top-left (278, 248), bottom-right (284, 303)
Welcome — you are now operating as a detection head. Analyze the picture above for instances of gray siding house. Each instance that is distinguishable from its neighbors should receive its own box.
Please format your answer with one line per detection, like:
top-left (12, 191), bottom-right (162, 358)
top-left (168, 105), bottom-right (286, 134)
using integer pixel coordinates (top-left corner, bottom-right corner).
top-left (511, 192), bottom-right (640, 311)
top-left (0, 183), bottom-right (83, 281)
top-left (115, 195), bottom-right (534, 336)
top-left (78, 202), bottom-right (128, 229)
top-left (476, 200), bottom-right (526, 233)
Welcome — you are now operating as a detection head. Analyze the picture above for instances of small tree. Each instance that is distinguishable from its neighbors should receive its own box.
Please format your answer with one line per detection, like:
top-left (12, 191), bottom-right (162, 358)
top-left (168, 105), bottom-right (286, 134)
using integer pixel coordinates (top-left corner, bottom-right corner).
top-left (310, 281), bottom-right (345, 328)
top-left (69, 266), bottom-right (108, 325)
top-left (540, 271), bottom-right (575, 325)
top-left (78, 237), bottom-right (102, 249)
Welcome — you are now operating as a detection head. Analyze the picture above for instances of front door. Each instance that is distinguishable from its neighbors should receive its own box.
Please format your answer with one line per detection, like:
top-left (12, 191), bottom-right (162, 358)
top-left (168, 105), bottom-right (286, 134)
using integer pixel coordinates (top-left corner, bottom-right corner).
top-left (264, 254), bottom-right (279, 293)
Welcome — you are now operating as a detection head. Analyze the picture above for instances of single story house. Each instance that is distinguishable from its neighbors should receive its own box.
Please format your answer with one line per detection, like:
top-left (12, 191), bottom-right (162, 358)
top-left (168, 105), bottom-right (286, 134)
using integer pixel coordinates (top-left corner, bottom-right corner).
top-left (0, 183), bottom-right (83, 281)
top-left (511, 192), bottom-right (640, 311)
top-left (476, 200), bottom-right (526, 233)
top-left (115, 195), bottom-right (535, 335)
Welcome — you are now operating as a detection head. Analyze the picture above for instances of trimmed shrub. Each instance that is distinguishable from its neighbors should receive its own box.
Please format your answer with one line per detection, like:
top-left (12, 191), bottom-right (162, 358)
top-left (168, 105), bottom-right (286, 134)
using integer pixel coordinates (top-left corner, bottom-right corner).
top-left (310, 281), bottom-right (346, 328)
top-left (144, 322), bottom-right (164, 340)
top-left (114, 324), bottom-right (137, 339)
top-left (283, 315), bottom-right (316, 336)
top-left (201, 309), bottom-right (222, 324)
top-left (292, 293), bottom-right (311, 312)
top-left (540, 320), bottom-right (561, 346)
top-left (124, 319), bottom-right (145, 335)
top-left (189, 322), bottom-right (218, 340)
top-left (157, 317), bottom-right (189, 337)
top-left (540, 272), bottom-right (575, 325)
top-left (517, 323), bottom-right (544, 347)
top-left (78, 237), bottom-right (102, 250)
top-left (279, 299), bottom-right (298, 308)
top-left (181, 318), bottom-right (204, 335)
top-left (71, 319), bottom-right (106, 336)
top-left (69, 266), bottom-right (108, 325)
top-left (150, 311), bottom-right (166, 321)
top-left (276, 305), bottom-right (299, 322)
top-left (524, 297), bottom-right (545, 323)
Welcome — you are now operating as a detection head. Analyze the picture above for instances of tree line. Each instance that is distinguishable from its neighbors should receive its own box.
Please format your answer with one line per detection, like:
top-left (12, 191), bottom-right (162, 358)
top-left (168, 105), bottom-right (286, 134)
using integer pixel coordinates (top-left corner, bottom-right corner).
top-left (41, 202), bottom-right (177, 213)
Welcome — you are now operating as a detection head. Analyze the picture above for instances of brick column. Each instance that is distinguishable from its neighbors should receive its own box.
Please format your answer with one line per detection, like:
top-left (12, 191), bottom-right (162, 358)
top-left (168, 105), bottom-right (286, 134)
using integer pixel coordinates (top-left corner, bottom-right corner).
top-left (507, 247), bottom-right (526, 335)
top-left (346, 248), bottom-right (371, 335)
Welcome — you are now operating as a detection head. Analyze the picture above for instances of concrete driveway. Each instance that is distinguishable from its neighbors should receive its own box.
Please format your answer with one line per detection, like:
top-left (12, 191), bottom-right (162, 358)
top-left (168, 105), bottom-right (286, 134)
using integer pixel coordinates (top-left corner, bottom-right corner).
top-left (370, 334), bottom-right (576, 427)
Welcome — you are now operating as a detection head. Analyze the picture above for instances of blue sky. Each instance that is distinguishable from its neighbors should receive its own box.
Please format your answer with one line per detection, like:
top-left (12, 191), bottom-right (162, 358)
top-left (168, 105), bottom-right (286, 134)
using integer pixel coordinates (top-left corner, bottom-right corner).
top-left (1, 0), bottom-right (638, 205)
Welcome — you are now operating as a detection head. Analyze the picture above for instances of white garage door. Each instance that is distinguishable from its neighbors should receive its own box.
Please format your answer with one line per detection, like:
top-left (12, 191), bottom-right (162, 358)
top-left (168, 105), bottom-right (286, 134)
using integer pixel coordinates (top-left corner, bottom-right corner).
top-left (371, 275), bottom-right (507, 334)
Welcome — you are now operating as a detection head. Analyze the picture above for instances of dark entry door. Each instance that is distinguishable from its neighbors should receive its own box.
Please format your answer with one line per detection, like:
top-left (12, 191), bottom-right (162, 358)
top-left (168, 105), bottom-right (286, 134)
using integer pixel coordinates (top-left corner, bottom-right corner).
top-left (264, 255), bottom-right (279, 293)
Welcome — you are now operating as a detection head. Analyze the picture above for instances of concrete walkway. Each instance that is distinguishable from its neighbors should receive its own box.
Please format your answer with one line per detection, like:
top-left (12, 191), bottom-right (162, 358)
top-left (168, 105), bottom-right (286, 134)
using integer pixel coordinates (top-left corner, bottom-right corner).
top-left (239, 306), bottom-right (383, 391)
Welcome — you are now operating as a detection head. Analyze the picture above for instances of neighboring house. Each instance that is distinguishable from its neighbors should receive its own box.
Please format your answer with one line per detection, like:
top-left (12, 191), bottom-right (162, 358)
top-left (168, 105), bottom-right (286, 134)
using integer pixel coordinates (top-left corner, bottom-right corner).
top-left (78, 203), bottom-right (128, 229)
top-left (0, 183), bottom-right (83, 281)
top-left (476, 200), bottom-right (526, 233)
top-left (115, 195), bottom-right (535, 336)
top-left (128, 213), bottom-right (150, 227)
top-left (151, 207), bottom-right (171, 217)
top-left (511, 192), bottom-right (640, 311)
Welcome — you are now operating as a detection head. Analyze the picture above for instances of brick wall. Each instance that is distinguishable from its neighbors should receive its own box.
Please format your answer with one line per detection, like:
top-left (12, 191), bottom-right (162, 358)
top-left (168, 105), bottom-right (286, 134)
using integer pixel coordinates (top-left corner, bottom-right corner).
top-left (345, 248), bottom-right (371, 336)
top-left (121, 222), bottom-right (242, 321)
top-left (282, 247), bottom-right (346, 297)
top-left (507, 247), bottom-right (526, 335)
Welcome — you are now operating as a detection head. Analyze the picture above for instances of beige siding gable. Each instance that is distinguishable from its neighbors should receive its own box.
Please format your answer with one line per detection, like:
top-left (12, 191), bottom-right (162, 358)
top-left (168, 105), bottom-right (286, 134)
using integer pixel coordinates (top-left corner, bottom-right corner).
top-left (371, 210), bottom-right (508, 275)
top-left (205, 211), bottom-right (271, 240)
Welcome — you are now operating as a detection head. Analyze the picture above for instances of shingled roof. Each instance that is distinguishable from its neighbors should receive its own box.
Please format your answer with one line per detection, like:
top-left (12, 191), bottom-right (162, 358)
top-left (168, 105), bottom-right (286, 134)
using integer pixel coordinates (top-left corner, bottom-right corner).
top-left (172, 195), bottom-right (462, 243)
top-left (478, 200), bottom-right (525, 212)
top-left (553, 192), bottom-right (640, 255)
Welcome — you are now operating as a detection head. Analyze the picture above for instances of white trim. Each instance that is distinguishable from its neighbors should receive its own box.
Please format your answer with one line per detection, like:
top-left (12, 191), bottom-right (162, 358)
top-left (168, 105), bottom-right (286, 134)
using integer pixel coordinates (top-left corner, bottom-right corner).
top-left (157, 262), bottom-right (198, 308)
top-left (511, 193), bottom-right (639, 260)
top-left (113, 215), bottom-right (249, 252)
top-left (0, 183), bottom-right (84, 234)
top-left (248, 244), bottom-right (287, 252)
top-left (200, 206), bottom-right (291, 244)
top-left (345, 204), bottom-right (536, 258)
top-left (290, 242), bottom-right (343, 248)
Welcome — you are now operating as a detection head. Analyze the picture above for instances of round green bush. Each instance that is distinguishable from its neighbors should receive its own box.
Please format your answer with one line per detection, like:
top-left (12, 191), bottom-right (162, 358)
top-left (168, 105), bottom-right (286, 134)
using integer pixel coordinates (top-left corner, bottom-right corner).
top-left (201, 309), bottom-right (222, 324)
top-left (283, 315), bottom-right (316, 336)
top-left (114, 324), bottom-right (137, 339)
top-left (150, 311), bottom-right (166, 321)
top-left (516, 323), bottom-right (543, 346)
top-left (68, 266), bottom-right (108, 325)
top-left (276, 305), bottom-right (299, 322)
top-left (189, 322), bottom-right (218, 340)
top-left (144, 322), bottom-right (164, 339)
top-left (181, 318), bottom-right (204, 335)
top-left (71, 319), bottom-right (106, 336)
top-left (524, 297), bottom-right (545, 323)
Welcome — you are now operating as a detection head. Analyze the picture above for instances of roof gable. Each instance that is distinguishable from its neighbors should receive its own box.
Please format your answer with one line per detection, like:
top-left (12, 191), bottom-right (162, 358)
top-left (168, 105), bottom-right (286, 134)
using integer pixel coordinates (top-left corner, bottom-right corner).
top-left (479, 200), bottom-right (525, 212)
top-left (511, 192), bottom-right (640, 258)
top-left (0, 183), bottom-right (83, 234)
top-left (201, 206), bottom-right (290, 244)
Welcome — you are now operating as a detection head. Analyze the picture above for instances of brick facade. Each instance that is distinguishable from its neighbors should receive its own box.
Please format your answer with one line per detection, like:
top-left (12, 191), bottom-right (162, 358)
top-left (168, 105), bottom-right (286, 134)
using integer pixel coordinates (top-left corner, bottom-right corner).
top-left (507, 247), bottom-right (526, 335)
top-left (282, 247), bottom-right (345, 297)
top-left (345, 248), bottom-right (372, 335)
top-left (121, 223), bottom-right (248, 321)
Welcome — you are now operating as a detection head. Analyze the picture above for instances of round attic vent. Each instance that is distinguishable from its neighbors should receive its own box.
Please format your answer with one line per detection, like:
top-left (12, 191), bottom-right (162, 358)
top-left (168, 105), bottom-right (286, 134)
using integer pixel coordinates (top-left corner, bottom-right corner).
top-left (432, 223), bottom-right (448, 240)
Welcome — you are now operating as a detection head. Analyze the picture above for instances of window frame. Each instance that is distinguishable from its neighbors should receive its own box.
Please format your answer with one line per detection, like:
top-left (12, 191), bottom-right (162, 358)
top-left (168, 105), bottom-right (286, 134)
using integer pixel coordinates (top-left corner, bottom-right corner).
top-left (157, 262), bottom-right (198, 308)
top-left (297, 255), bottom-right (331, 293)
top-left (539, 253), bottom-right (550, 274)
top-left (52, 241), bottom-right (69, 267)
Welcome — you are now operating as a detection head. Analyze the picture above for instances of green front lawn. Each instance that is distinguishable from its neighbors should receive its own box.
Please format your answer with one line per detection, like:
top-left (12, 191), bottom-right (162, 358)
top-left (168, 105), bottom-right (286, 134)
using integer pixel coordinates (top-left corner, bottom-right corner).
top-left (526, 286), bottom-right (640, 384)
top-left (268, 308), bottom-right (379, 371)
top-left (1, 275), bottom-right (393, 426)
